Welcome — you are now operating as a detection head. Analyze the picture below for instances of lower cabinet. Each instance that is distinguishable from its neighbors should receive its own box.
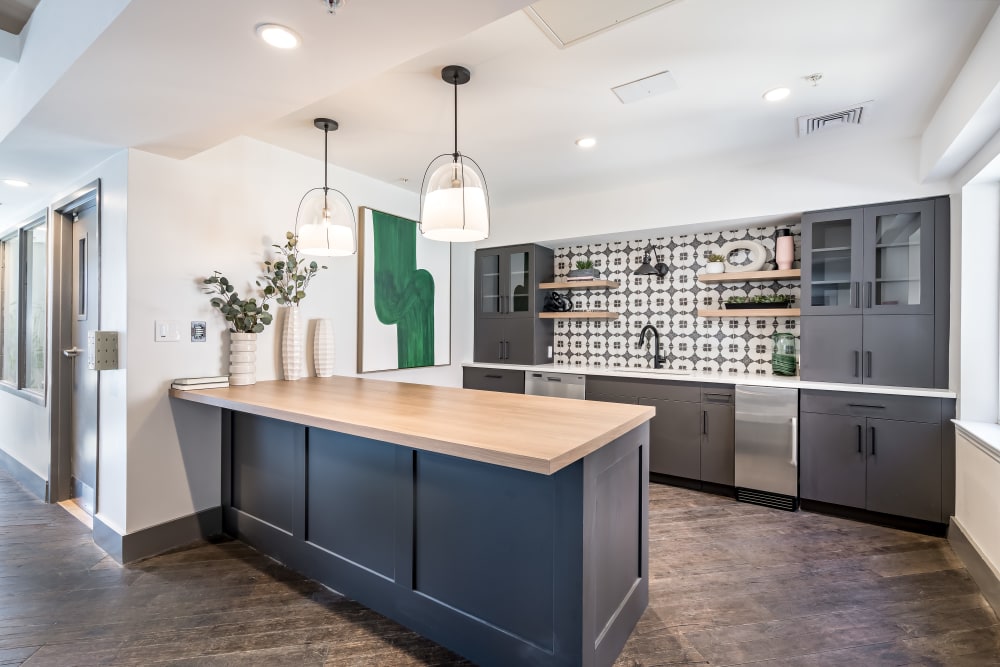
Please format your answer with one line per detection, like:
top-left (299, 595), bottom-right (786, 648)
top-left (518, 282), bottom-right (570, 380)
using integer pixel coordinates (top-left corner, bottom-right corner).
top-left (462, 367), bottom-right (525, 394)
top-left (588, 377), bottom-right (735, 487)
top-left (799, 390), bottom-right (951, 524)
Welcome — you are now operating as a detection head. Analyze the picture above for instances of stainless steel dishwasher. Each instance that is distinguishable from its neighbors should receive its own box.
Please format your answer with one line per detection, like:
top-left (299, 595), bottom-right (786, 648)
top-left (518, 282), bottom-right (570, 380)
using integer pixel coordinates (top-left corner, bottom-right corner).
top-left (524, 371), bottom-right (586, 399)
top-left (735, 386), bottom-right (799, 511)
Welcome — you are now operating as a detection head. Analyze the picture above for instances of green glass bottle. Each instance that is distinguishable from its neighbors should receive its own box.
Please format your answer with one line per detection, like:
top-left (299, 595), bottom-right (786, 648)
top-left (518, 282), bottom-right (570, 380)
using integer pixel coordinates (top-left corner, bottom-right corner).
top-left (771, 333), bottom-right (797, 376)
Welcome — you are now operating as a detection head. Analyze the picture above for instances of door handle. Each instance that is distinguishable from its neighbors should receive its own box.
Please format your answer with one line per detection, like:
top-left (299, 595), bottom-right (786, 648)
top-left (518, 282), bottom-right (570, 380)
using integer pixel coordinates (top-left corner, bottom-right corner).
top-left (856, 424), bottom-right (863, 453)
top-left (702, 411), bottom-right (708, 436)
top-left (869, 426), bottom-right (876, 456)
top-left (503, 341), bottom-right (510, 360)
top-left (790, 417), bottom-right (798, 467)
top-left (853, 351), bottom-right (860, 378)
top-left (865, 351), bottom-right (872, 378)
top-left (63, 347), bottom-right (84, 358)
top-left (865, 281), bottom-right (873, 309)
top-left (850, 282), bottom-right (859, 308)
top-left (497, 341), bottom-right (503, 359)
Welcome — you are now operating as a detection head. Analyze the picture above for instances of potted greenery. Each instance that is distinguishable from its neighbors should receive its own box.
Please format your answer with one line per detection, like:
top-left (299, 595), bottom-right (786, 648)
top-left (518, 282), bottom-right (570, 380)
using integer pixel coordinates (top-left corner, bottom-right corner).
top-left (705, 253), bottom-right (726, 274)
top-left (257, 232), bottom-right (327, 381)
top-left (567, 259), bottom-right (600, 281)
top-left (203, 273), bottom-right (274, 385)
top-left (724, 294), bottom-right (794, 310)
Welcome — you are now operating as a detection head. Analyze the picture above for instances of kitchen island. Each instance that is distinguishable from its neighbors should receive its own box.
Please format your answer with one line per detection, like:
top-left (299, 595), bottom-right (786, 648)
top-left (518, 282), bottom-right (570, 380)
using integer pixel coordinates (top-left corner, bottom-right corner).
top-left (171, 376), bottom-right (654, 667)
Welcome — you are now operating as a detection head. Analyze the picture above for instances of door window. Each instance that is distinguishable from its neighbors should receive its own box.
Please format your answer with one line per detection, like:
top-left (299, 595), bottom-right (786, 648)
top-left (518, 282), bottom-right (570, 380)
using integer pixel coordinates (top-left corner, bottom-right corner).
top-left (873, 212), bottom-right (922, 307)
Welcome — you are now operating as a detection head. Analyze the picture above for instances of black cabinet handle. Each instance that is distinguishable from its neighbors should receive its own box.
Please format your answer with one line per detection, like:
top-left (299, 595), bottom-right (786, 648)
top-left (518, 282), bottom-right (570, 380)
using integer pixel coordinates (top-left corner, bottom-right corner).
top-left (853, 351), bottom-right (860, 378)
top-left (485, 374), bottom-right (502, 379)
top-left (851, 282), bottom-right (859, 308)
top-left (848, 403), bottom-right (884, 409)
top-left (497, 342), bottom-right (503, 359)
top-left (865, 281), bottom-right (873, 309)
top-left (856, 424), bottom-right (862, 453)
top-left (870, 426), bottom-right (876, 456)
top-left (703, 411), bottom-right (708, 436)
top-left (865, 351), bottom-right (872, 378)
top-left (504, 341), bottom-right (510, 360)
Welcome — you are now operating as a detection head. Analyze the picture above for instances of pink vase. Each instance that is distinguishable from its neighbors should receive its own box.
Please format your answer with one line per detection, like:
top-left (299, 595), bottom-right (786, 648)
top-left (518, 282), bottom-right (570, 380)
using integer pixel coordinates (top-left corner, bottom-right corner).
top-left (776, 235), bottom-right (794, 270)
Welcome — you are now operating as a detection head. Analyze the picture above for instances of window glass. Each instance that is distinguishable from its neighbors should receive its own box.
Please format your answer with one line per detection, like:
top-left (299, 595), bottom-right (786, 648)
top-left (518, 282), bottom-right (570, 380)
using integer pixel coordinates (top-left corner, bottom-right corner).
top-left (24, 223), bottom-right (46, 392)
top-left (1, 234), bottom-right (19, 383)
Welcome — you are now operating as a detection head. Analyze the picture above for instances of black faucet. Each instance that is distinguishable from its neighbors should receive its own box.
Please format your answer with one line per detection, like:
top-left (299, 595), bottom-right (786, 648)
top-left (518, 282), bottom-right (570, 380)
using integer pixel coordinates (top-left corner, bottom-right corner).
top-left (637, 324), bottom-right (666, 369)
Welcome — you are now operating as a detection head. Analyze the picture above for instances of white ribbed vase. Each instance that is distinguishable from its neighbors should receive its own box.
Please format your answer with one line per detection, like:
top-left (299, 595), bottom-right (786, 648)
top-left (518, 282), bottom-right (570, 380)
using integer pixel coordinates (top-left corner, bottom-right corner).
top-left (282, 306), bottom-right (304, 381)
top-left (314, 319), bottom-right (335, 377)
top-left (229, 332), bottom-right (257, 386)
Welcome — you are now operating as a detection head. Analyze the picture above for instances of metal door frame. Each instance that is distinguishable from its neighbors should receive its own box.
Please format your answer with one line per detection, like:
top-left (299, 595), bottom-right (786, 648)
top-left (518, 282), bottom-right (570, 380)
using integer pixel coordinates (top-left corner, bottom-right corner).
top-left (49, 180), bottom-right (101, 504)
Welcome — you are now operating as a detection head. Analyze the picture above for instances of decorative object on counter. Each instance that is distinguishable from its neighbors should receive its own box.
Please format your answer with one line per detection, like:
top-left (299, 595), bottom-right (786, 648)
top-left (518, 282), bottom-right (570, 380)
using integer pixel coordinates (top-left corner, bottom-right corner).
top-left (359, 207), bottom-right (451, 373)
top-left (725, 294), bottom-right (794, 310)
top-left (774, 228), bottom-right (795, 270)
top-left (295, 118), bottom-right (357, 256)
top-left (171, 376), bottom-right (230, 390)
top-left (259, 232), bottom-right (328, 381)
top-left (771, 332), bottom-right (797, 376)
top-left (634, 245), bottom-right (668, 278)
top-left (720, 240), bottom-right (767, 273)
top-left (705, 253), bottom-right (725, 274)
top-left (203, 272), bottom-right (274, 386)
top-left (314, 319), bottom-right (335, 377)
top-left (419, 65), bottom-right (490, 242)
top-left (567, 259), bottom-right (600, 281)
top-left (542, 291), bottom-right (574, 312)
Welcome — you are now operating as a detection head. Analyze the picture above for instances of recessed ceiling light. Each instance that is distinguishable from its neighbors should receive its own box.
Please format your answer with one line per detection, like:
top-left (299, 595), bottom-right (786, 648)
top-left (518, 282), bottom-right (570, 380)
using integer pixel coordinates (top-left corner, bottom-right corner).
top-left (763, 87), bottom-right (791, 102)
top-left (255, 23), bottom-right (301, 49)
top-left (576, 137), bottom-right (597, 149)
top-left (2, 179), bottom-right (29, 188)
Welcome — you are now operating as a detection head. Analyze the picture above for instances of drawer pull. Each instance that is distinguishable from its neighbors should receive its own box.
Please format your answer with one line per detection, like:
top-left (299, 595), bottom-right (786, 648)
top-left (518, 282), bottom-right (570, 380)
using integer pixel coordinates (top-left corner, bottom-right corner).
top-left (856, 424), bottom-right (862, 453)
top-left (848, 403), bottom-right (885, 409)
top-left (870, 426), bottom-right (877, 456)
top-left (484, 374), bottom-right (502, 379)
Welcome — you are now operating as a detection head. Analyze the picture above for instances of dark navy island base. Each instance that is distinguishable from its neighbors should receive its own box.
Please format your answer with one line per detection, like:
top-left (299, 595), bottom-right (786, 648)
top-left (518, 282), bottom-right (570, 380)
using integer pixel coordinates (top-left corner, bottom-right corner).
top-left (222, 409), bottom-right (649, 667)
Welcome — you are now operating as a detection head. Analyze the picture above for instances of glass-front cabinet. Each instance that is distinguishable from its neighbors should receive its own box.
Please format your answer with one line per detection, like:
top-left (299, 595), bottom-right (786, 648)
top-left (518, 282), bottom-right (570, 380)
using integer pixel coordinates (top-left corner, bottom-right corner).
top-left (802, 200), bottom-right (934, 316)
top-left (475, 245), bottom-right (536, 318)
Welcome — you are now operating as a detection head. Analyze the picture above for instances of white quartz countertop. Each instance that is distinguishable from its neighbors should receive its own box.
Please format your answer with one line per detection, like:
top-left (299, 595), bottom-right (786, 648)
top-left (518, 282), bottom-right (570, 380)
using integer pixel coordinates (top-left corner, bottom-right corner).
top-left (464, 362), bottom-right (957, 399)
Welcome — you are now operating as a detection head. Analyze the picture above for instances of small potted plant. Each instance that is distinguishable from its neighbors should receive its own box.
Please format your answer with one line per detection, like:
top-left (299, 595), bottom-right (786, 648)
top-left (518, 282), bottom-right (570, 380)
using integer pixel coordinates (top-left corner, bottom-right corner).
top-left (567, 259), bottom-right (600, 281)
top-left (705, 253), bottom-right (726, 274)
top-left (203, 273), bottom-right (274, 385)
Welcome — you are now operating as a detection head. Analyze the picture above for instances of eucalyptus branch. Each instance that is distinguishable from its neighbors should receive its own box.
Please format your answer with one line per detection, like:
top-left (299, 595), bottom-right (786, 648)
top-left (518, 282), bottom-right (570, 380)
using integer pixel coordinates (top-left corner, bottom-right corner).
top-left (202, 272), bottom-right (274, 334)
top-left (258, 231), bottom-right (328, 306)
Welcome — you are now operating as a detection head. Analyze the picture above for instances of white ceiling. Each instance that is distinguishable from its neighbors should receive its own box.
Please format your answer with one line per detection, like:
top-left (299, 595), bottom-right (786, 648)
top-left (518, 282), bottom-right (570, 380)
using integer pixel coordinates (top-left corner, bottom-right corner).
top-left (0, 0), bottom-right (998, 217)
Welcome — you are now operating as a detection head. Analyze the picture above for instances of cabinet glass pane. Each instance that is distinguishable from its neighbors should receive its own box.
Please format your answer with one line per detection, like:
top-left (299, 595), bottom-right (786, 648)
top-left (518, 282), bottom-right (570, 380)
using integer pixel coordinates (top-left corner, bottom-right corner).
top-left (874, 212), bottom-right (921, 307)
top-left (809, 219), bottom-right (853, 308)
top-left (508, 251), bottom-right (530, 313)
top-left (480, 254), bottom-right (500, 314)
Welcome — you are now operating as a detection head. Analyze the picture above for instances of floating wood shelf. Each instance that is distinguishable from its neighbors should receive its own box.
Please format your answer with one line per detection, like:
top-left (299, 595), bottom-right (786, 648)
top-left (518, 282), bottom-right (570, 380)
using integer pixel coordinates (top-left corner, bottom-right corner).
top-left (698, 308), bottom-right (801, 318)
top-left (538, 280), bottom-right (621, 290)
top-left (539, 311), bottom-right (620, 320)
top-left (697, 269), bottom-right (801, 284)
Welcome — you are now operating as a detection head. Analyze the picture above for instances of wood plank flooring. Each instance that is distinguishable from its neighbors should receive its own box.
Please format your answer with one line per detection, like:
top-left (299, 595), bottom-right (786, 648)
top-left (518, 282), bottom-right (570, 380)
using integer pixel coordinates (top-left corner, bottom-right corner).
top-left (2, 469), bottom-right (998, 666)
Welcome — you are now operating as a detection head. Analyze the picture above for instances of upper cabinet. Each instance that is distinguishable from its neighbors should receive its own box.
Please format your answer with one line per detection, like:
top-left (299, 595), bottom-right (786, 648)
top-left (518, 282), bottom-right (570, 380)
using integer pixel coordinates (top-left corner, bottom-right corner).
top-left (800, 196), bottom-right (949, 389)
top-left (802, 199), bottom-right (935, 316)
top-left (475, 245), bottom-right (543, 319)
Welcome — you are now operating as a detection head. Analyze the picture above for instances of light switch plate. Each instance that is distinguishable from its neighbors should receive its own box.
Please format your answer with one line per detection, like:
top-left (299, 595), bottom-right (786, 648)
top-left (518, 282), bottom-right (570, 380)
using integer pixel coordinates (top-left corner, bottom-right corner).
top-left (154, 320), bottom-right (181, 342)
top-left (191, 321), bottom-right (207, 342)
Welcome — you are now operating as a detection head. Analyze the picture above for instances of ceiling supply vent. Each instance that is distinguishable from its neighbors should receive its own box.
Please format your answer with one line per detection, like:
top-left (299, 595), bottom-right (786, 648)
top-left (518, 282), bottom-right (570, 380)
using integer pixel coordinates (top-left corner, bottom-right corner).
top-left (797, 101), bottom-right (871, 137)
top-left (612, 70), bottom-right (678, 104)
top-left (525, 0), bottom-right (682, 48)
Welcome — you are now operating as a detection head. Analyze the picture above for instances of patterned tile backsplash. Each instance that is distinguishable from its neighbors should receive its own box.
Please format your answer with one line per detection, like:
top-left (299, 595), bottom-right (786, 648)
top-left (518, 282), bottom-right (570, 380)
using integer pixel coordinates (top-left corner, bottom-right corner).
top-left (552, 223), bottom-right (801, 375)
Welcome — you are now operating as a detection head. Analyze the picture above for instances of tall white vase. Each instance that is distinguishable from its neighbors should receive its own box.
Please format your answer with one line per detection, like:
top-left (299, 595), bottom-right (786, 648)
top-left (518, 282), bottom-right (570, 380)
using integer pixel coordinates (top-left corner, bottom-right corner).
top-left (229, 332), bottom-right (257, 386)
top-left (314, 319), bottom-right (335, 377)
top-left (282, 305), bottom-right (304, 381)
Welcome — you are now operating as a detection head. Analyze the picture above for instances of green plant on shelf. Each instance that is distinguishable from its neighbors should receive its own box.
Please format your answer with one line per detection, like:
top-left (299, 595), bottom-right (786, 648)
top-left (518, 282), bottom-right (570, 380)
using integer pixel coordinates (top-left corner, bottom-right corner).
top-left (726, 294), bottom-right (794, 305)
top-left (707, 253), bottom-right (725, 263)
top-left (575, 259), bottom-right (594, 270)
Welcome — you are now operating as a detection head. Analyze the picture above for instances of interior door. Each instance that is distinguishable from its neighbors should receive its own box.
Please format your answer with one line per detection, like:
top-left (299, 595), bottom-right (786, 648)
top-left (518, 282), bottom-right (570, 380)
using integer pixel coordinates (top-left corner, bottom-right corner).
top-left (68, 202), bottom-right (99, 514)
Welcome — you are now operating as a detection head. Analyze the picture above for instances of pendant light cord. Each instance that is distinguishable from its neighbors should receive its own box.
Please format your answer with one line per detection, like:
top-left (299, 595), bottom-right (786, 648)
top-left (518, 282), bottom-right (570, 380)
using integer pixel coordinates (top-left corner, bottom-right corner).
top-left (323, 124), bottom-right (329, 192)
top-left (452, 73), bottom-right (459, 160)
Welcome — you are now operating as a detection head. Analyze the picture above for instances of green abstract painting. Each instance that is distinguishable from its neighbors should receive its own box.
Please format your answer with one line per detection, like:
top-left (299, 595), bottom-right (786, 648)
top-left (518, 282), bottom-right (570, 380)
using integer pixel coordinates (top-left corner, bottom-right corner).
top-left (358, 208), bottom-right (451, 372)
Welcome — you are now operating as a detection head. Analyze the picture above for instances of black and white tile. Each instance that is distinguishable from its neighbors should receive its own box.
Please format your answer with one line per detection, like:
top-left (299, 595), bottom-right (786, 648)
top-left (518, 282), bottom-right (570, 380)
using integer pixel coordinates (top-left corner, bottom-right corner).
top-left (552, 223), bottom-right (801, 374)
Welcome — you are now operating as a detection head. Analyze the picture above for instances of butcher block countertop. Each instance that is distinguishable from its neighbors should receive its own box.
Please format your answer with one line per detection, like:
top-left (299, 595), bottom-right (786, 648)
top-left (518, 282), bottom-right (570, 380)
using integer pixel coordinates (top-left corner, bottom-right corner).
top-left (170, 376), bottom-right (654, 475)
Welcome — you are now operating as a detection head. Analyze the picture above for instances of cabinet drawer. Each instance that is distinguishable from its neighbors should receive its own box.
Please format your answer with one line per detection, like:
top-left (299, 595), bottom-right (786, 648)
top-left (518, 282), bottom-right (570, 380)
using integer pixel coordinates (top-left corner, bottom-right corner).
top-left (585, 376), bottom-right (639, 400)
top-left (462, 367), bottom-right (525, 394)
top-left (701, 384), bottom-right (734, 405)
top-left (630, 378), bottom-right (701, 402)
top-left (800, 390), bottom-right (941, 423)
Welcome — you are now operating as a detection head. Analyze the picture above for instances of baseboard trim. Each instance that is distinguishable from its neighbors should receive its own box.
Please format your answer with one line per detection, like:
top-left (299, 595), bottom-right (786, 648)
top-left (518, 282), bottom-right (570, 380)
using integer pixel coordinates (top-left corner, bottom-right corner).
top-left (0, 447), bottom-right (48, 501)
top-left (949, 517), bottom-right (1000, 617)
top-left (94, 506), bottom-right (223, 564)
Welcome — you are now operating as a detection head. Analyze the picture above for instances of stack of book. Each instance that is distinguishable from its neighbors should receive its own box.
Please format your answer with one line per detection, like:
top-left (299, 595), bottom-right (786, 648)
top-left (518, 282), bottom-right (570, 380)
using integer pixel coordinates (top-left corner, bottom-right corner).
top-left (171, 376), bottom-right (229, 391)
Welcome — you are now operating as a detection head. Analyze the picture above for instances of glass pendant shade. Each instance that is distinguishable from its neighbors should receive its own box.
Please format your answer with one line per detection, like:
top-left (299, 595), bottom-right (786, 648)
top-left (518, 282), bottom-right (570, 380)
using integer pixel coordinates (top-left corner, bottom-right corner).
top-left (296, 187), bottom-right (355, 257)
top-left (420, 156), bottom-right (489, 242)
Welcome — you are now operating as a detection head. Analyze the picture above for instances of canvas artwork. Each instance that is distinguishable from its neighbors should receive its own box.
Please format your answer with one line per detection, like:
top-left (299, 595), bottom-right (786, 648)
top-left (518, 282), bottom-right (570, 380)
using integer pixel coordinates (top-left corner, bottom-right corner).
top-left (358, 207), bottom-right (451, 372)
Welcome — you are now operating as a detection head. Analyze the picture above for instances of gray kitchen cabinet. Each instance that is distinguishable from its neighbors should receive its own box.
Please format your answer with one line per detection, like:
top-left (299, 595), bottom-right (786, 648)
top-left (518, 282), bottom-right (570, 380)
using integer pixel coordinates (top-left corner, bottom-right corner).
top-left (462, 367), bottom-right (525, 394)
top-left (800, 196), bottom-right (949, 388)
top-left (473, 244), bottom-right (554, 365)
top-left (701, 399), bottom-right (735, 486)
top-left (799, 390), bottom-right (950, 524)
top-left (640, 397), bottom-right (701, 479)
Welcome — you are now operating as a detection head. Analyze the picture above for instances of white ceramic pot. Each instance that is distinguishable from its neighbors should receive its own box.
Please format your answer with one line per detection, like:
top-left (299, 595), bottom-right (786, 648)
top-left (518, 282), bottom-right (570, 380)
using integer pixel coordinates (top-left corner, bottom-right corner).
top-left (314, 319), bottom-right (335, 378)
top-left (229, 332), bottom-right (257, 386)
top-left (282, 305), bottom-right (304, 381)
top-left (706, 262), bottom-right (725, 274)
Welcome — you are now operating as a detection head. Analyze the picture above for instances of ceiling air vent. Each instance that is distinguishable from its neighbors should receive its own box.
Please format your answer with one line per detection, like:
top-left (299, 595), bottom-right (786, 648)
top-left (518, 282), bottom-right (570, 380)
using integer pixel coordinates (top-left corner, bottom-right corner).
top-left (797, 101), bottom-right (871, 137)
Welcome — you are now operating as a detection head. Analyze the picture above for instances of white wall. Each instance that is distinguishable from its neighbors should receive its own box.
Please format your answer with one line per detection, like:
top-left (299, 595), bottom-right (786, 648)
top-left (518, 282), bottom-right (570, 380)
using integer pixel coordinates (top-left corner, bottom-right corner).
top-left (955, 433), bottom-right (1000, 582)
top-left (123, 137), bottom-right (473, 533)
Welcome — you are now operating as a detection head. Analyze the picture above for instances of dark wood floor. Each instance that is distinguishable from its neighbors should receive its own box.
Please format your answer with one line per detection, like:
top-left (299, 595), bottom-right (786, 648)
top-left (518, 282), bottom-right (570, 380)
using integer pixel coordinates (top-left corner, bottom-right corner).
top-left (2, 470), bottom-right (998, 666)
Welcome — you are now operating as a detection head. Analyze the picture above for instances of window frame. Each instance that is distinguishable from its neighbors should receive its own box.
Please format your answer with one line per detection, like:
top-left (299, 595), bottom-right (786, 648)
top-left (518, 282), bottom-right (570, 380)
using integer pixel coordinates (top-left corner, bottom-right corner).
top-left (0, 211), bottom-right (48, 406)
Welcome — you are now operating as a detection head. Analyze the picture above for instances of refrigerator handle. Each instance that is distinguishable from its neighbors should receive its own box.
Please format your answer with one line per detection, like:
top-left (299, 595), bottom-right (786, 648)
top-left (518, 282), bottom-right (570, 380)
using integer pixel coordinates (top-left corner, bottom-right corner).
top-left (789, 417), bottom-right (798, 467)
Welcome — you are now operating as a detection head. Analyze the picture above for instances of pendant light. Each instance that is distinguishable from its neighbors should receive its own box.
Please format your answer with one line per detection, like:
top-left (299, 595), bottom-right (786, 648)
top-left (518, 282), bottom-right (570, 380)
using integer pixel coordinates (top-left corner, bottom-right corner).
top-left (419, 65), bottom-right (490, 243)
top-left (295, 118), bottom-right (356, 256)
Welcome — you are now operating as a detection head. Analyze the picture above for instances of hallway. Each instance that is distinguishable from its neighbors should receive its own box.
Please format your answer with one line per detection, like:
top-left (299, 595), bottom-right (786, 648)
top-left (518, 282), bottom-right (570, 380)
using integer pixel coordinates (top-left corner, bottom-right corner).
top-left (1, 469), bottom-right (998, 665)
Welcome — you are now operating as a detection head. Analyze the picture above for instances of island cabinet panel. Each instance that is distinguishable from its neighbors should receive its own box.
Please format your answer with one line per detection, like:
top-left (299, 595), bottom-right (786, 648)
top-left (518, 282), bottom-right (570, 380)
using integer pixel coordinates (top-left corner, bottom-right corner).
top-left (221, 408), bottom-right (649, 667)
